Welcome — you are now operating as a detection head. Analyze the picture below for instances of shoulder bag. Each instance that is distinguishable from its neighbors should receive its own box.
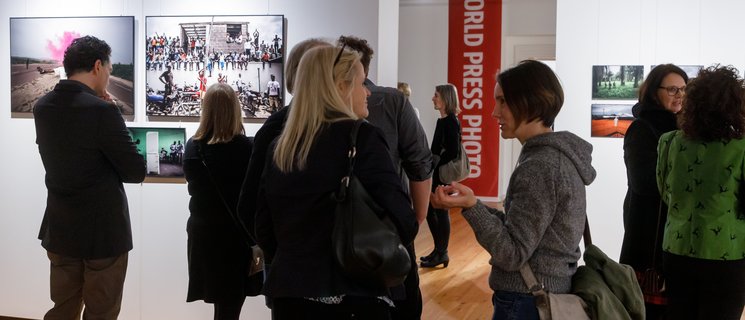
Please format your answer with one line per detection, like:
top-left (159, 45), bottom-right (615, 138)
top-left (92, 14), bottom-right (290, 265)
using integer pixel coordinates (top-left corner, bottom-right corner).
top-left (332, 120), bottom-right (411, 288)
top-left (438, 139), bottom-right (470, 184)
top-left (520, 214), bottom-right (644, 319)
top-left (196, 141), bottom-right (264, 277)
top-left (520, 260), bottom-right (590, 320)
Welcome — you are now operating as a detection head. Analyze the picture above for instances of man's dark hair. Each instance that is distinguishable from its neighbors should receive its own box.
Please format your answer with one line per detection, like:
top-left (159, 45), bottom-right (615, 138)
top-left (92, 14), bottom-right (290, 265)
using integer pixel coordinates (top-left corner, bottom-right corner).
top-left (337, 35), bottom-right (373, 76)
top-left (63, 36), bottom-right (111, 76)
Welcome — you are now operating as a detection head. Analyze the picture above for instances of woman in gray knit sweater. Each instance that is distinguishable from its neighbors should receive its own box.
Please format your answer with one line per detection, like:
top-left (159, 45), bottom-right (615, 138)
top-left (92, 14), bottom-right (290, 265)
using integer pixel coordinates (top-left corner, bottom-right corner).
top-left (432, 60), bottom-right (596, 320)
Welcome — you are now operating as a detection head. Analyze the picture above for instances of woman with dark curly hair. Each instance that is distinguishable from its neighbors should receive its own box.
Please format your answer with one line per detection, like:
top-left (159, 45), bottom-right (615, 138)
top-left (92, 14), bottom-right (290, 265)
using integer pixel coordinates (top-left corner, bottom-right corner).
top-left (656, 65), bottom-right (745, 320)
top-left (621, 64), bottom-right (688, 318)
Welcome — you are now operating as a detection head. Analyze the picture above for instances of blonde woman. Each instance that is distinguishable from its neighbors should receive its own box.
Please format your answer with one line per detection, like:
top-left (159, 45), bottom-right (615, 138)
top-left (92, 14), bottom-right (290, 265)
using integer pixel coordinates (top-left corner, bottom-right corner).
top-left (184, 83), bottom-right (258, 319)
top-left (255, 46), bottom-right (418, 318)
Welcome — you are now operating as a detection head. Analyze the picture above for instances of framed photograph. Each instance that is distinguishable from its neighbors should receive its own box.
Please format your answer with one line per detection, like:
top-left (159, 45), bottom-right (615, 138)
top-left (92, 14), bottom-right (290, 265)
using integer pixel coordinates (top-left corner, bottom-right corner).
top-left (591, 103), bottom-right (635, 138)
top-left (591, 65), bottom-right (644, 100)
top-left (651, 64), bottom-right (703, 79)
top-left (10, 16), bottom-right (135, 119)
top-left (145, 15), bottom-right (285, 120)
top-left (127, 127), bottom-right (187, 183)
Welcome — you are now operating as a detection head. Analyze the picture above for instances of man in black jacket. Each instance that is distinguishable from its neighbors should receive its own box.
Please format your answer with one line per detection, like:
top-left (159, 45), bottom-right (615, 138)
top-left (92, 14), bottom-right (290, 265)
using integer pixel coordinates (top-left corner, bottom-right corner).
top-left (34, 35), bottom-right (146, 320)
top-left (338, 35), bottom-right (433, 320)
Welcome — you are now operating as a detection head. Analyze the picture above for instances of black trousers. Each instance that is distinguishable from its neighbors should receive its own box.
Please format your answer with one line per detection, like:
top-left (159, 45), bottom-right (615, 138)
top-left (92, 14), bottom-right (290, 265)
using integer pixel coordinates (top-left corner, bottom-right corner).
top-left (426, 204), bottom-right (450, 254)
top-left (213, 297), bottom-right (245, 320)
top-left (663, 252), bottom-right (745, 320)
top-left (272, 296), bottom-right (390, 320)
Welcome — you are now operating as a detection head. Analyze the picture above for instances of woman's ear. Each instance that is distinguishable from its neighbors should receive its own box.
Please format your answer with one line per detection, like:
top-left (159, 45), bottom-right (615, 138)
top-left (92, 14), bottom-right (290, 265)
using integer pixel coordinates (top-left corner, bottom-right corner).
top-left (336, 79), bottom-right (348, 96)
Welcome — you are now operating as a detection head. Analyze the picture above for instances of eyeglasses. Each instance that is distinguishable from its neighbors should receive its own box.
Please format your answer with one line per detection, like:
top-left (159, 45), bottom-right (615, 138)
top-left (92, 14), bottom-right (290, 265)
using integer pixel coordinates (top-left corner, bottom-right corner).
top-left (333, 43), bottom-right (347, 67)
top-left (659, 85), bottom-right (686, 96)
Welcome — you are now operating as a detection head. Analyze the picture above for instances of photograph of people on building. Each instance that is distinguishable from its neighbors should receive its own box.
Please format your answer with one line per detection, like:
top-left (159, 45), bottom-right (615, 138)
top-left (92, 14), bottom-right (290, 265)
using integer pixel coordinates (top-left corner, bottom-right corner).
top-left (145, 15), bottom-right (284, 120)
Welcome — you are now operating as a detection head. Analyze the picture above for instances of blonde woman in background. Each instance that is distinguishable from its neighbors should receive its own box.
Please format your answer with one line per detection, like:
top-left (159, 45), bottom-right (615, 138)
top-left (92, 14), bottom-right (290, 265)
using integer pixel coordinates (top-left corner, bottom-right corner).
top-left (184, 83), bottom-right (259, 320)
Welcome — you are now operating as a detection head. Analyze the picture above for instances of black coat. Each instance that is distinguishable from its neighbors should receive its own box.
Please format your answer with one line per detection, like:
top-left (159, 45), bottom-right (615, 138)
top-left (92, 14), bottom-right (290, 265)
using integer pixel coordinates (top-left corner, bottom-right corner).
top-left (620, 103), bottom-right (677, 271)
top-left (34, 80), bottom-right (146, 259)
top-left (255, 120), bottom-right (418, 299)
top-left (237, 104), bottom-right (289, 241)
top-left (431, 113), bottom-right (461, 188)
top-left (184, 135), bottom-right (262, 302)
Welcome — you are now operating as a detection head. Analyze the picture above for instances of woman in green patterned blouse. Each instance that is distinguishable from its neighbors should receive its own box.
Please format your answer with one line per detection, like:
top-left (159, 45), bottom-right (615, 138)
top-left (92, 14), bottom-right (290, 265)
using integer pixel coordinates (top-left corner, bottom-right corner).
top-left (656, 65), bottom-right (745, 320)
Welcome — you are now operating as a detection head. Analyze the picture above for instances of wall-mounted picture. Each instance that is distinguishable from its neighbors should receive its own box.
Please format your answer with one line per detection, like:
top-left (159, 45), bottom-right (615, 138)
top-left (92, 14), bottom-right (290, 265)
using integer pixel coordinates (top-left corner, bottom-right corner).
top-left (651, 64), bottom-right (703, 79)
top-left (127, 127), bottom-right (187, 183)
top-left (591, 103), bottom-right (634, 138)
top-left (10, 16), bottom-right (135, 118)
top-left (146, 15), bottom-right (284, 120)
top-left (591, 65), bottom-right (644, 100)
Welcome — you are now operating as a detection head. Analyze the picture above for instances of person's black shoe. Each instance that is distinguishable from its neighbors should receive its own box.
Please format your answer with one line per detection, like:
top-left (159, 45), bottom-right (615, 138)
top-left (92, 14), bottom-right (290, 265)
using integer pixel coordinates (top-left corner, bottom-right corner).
top-left (420, 251), bottom-right (449, 268)
top-left (420, 251), bottom-right (437, 262)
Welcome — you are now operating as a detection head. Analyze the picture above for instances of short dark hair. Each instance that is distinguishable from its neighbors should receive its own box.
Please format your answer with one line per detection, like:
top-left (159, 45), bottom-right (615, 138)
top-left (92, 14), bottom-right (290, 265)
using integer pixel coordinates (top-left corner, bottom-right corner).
top-left (638, 64), bottom-right (688, 107)
top-left (679, 65), bottom-right (745, 141)
top-left (63, 36), bottom-right (111, 76)
top-left (497, 60), bottom-right (563, 127)
top-left (337, 35), bottom-right (373, 76)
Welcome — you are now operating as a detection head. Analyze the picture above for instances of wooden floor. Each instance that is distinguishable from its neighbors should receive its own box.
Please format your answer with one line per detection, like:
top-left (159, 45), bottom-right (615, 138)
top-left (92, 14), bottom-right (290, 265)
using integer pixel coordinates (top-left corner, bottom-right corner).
top-left (416, 207), bottom-right (494, 320)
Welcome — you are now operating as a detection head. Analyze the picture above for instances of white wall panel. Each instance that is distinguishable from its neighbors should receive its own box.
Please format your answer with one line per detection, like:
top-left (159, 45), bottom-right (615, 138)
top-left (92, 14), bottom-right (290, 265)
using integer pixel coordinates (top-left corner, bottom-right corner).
top-left (557, 0), bottom-right (745, 262)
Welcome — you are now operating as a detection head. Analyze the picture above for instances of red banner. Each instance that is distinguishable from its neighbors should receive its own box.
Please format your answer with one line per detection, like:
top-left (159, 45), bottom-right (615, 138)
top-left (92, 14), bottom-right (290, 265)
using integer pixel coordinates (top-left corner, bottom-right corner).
top-left (448, 0), bottom-right (501, 199)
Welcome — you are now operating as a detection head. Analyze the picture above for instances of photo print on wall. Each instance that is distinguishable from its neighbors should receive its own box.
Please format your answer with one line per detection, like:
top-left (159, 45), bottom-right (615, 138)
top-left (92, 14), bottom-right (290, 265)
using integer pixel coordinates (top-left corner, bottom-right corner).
top-left (10, 16), bottom-right (135, 119)
top-left (591, 65), bottom-right (644, 100)
top-left (127, 127), bottom-right (186, 183)
top-left (652, 64), bottom-right (703, 79)
top-left (591, 103), bottom-right (635, 138)
top-left (145, 15), bottom-right (285, 120)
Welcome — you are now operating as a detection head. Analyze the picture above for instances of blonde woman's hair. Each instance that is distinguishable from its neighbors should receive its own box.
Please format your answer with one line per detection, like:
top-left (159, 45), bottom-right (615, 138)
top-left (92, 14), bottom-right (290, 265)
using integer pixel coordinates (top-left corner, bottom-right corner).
top-left (436, 83), bottom-right (460, 115)
top-left (397, 82), bottom-right (411, 97)
top-left (193, 83), bottom-right (245, 144)
top-left (273, 45), bottom-right (362, 172)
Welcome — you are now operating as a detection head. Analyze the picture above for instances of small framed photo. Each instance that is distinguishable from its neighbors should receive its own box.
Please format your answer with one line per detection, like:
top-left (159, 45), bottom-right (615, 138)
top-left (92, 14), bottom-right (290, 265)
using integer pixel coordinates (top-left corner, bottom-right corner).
top-left (127, 127), bottom-right (187, 183)
top-left (591, 103), bottom-right (635, 138)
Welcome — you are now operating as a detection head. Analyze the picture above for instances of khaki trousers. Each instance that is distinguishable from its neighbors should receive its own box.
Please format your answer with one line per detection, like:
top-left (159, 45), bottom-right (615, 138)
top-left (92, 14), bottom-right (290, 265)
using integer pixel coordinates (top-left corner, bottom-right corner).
top-left (44, 251), bottom-right (128, 320)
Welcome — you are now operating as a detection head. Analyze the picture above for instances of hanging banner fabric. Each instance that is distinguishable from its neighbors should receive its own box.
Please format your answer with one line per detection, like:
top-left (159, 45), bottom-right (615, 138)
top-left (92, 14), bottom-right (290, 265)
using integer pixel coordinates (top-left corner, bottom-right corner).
top-left (448, 0), bottom-right (501, 199)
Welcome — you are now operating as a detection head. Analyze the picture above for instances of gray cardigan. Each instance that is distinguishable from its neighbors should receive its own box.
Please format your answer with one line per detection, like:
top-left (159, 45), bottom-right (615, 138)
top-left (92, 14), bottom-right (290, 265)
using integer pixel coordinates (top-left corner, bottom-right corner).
top-left (462, 131), bottom-right (596, 294)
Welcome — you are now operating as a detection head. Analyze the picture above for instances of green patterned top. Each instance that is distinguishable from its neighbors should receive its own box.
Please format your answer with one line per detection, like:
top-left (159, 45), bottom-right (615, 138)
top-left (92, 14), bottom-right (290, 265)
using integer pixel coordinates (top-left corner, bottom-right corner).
top-left (657, 130), bottom-right (745, 261)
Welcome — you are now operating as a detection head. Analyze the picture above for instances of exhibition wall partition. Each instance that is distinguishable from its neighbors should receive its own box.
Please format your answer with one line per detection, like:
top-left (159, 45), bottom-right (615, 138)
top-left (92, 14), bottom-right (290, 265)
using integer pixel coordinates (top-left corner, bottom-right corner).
top-left (556, 0), bottom-right (745, 260)
top-left (0, 0), bottom-right (390, 319)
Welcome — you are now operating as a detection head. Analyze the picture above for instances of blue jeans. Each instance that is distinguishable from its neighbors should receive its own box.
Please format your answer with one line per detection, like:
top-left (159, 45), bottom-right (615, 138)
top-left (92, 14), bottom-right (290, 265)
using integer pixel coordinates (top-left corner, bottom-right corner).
top-left (491, 291), bottom-right (539, 320)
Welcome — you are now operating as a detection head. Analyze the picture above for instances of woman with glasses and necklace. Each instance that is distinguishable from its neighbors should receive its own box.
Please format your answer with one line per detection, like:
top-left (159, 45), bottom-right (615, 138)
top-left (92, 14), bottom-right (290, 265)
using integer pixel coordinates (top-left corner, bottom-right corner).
top-left (620, 64), bottom-right (688, 319)
top-left (254, 45), bottom-right (418, 319)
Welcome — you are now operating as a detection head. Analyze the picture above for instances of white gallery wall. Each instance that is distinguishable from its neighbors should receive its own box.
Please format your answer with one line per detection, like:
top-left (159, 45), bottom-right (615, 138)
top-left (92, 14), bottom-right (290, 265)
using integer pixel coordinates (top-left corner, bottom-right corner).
top-left (556, 0), bottom-right (745, 259)
top-left (0, 0), bottom-right (389, 319)
top-left (9, 0), bottom-right (729, 318)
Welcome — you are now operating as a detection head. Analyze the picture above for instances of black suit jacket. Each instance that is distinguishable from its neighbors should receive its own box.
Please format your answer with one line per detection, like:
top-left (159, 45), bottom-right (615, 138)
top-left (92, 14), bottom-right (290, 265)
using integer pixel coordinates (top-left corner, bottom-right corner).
top-left (34, 80), bottom-right (146, 259)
